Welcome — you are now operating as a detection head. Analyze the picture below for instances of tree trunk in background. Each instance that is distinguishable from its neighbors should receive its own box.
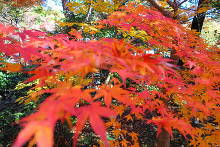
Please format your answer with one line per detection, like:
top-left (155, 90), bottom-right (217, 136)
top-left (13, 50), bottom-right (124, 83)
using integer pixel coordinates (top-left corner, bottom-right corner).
top-left (191, 0), bottom-right (207, 32)
top-left (155, 128), bottom-right (170, 147)
top-left (61, 0), bottom-right (70, 18)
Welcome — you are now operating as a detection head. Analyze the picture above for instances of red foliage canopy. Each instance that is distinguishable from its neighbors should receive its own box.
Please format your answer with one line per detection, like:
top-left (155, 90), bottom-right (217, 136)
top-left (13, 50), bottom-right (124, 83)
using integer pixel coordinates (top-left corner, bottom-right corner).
top-left (0, 4), bottom-right (219, 146)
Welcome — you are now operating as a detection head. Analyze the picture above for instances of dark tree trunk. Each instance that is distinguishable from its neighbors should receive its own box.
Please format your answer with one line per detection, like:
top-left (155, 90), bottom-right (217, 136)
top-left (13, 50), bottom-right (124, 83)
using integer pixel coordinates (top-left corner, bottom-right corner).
top-left (191, 0), bottom-right (207, 32)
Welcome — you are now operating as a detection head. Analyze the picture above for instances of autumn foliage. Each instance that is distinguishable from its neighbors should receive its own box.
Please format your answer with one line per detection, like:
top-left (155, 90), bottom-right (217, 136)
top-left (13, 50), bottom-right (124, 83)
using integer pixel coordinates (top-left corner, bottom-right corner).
top-left (1, 0), bottom-right (42, 7)
top-left (0, 3), bottom-right (220, 147)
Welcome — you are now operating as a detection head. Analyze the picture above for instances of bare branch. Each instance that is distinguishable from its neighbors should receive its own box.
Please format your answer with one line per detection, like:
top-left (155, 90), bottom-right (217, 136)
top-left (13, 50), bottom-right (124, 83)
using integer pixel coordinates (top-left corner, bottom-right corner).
top-left (178, 0), bottom-right (188, 6)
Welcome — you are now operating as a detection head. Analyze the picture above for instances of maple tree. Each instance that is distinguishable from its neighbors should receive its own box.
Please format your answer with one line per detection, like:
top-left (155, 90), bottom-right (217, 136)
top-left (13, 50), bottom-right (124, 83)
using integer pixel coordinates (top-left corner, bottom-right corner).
top-left (0, 2), bottom-right (220, 147)
top-left (61, 0), bottom-right (219, 35)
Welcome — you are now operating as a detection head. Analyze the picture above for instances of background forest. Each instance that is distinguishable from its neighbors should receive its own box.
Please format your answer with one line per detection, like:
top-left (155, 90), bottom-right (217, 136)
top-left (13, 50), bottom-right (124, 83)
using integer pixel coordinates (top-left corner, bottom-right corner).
top-left (0, 0), bottom-right (219, 147)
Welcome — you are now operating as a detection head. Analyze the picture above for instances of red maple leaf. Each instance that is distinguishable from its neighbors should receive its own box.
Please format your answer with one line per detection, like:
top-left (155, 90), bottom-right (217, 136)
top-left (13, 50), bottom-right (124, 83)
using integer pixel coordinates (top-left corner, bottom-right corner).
top-left (71, 102), bottom-right (116, 146)
top-left (147, 116), bottom-right (194, 138)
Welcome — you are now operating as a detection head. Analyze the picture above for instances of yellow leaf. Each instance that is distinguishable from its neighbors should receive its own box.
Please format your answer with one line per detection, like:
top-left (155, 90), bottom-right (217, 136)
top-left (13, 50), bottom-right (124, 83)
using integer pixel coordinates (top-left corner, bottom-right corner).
top-left (197, 7), bottom-right (210, 13)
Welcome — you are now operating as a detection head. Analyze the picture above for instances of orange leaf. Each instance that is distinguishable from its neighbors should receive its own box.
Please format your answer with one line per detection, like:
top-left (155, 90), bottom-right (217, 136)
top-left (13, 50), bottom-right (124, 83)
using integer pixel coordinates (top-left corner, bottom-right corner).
top-left (1, 62), bottom-right (22, 72)
top-left (13, 122), bottom-right (54, 147)
top-left (94, 85), bottom-right (134, 106)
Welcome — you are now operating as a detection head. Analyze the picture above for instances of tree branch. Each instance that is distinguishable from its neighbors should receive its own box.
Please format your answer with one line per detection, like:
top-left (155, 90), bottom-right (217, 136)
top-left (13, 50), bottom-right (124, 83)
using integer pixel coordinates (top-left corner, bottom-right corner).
top-left (167, 0), bottom-right (178, 18)
top-left (85, 4), bottom-right (93, 22)
top-left (178, 0), bottom-right (188, 6)
top-left (147, 0), bottom-right (173, 18)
